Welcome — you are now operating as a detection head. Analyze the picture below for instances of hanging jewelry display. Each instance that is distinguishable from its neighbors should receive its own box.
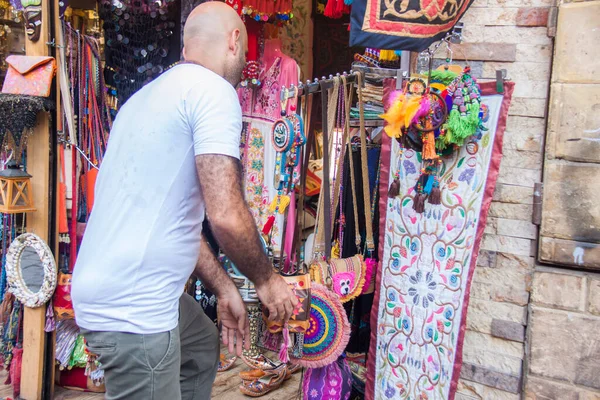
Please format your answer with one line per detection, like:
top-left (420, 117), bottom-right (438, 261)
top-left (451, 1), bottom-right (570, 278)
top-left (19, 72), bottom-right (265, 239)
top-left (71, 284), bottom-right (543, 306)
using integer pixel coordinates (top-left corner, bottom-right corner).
top-left (0, 94), bottom-right (54, 155)
top-left (269, 87), bottom-right (304, 214)
top-left (99, 0), bottom-right (178, 109)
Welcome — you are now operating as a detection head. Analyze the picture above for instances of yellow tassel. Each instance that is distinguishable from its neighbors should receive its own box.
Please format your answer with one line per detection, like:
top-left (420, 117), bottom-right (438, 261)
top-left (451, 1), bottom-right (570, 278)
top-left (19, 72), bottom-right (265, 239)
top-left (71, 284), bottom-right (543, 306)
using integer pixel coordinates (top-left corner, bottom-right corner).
top-left (379, 50), bottom-right (399, 62)
top-left (331, 241), bottom-right (340, 259)
top-left (268, 194), bottom-right (290, 214)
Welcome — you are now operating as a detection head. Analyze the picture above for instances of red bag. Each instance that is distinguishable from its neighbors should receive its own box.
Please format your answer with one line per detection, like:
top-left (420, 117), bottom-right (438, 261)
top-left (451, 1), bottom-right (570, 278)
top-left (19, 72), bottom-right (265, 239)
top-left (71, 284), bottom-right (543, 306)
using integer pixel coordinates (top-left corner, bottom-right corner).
top-left (54, 272), bottom-right (74, 320)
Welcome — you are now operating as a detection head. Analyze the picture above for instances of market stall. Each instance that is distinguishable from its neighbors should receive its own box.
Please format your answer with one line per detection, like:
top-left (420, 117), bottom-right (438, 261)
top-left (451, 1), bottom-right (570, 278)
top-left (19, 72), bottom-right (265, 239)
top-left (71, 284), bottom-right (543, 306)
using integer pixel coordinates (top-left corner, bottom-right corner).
top-left (0, 0), bottom-right (516, 399)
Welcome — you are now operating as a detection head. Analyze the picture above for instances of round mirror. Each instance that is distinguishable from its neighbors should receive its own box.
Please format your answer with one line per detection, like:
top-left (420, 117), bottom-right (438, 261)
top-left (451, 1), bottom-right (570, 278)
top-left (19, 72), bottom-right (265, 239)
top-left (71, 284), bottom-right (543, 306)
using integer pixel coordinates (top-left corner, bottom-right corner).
top-left (6, 233), bottom-right (57, 308)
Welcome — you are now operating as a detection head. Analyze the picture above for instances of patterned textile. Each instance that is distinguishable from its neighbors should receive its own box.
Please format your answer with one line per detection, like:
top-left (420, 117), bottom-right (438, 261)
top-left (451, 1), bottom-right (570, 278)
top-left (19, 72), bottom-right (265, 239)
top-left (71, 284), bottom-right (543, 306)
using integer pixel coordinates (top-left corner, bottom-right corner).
top-left (350, 0), bottom-right (473, 52)
top-left (292, 283), bottom-right (350, 368)
top-left (366, 81), bottom-right (514, 400)
top-left (280, 0), bottom-right (313, 79)
top-left (239, 58), bottom-right (282, 120)
top-left (238, 49), bottom-right (299, 253)
top-left (241, 118), bottom-right (282, 251)
top-left (303, 356), bottom-right (353, 400)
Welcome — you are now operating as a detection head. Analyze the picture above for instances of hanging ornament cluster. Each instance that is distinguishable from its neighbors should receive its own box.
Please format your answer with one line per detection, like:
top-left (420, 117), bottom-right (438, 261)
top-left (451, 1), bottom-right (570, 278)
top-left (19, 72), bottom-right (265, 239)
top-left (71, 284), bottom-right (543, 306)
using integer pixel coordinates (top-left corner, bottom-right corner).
top-left (241, 0), bottom-right (293, 24)
top-left (240, 60), bottom-right (261, 88)
top-left (381, 65), bottom-right (485, 213)
top-left (268, 87), bottom-right (305, 214)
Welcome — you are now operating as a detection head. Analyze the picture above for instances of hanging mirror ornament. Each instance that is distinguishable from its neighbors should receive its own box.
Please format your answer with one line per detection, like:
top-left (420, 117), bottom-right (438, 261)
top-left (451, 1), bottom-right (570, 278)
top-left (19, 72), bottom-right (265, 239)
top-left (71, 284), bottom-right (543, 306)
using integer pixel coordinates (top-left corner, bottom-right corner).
top-left (6, 233), bottom-right (57, 308)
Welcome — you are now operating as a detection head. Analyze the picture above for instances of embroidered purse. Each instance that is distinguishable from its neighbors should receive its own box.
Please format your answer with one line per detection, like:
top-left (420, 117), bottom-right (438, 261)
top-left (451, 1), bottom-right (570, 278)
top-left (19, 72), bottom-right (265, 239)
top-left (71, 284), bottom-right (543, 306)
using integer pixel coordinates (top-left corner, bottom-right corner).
top-left (2, 55), bottom-right (56, 97)
top-left (310, 75), bottom-right (375, 303)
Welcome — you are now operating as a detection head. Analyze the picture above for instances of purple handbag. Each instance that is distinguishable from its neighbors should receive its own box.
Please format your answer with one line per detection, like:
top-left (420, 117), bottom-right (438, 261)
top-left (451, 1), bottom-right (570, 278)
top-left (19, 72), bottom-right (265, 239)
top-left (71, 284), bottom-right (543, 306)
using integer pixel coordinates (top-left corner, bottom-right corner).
top-left (303, 356), bottom-right (353, 400)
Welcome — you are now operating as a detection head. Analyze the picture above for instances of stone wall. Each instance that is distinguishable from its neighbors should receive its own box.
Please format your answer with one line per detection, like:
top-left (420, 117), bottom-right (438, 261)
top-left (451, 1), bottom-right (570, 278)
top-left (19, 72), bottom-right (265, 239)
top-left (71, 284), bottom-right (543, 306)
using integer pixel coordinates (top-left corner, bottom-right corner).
top-left (450, 0), bottom-right (600, 399)
top-left (447, 1), bottom-right (552, 398)
top-left (526, 268), bottom-right (600, 399)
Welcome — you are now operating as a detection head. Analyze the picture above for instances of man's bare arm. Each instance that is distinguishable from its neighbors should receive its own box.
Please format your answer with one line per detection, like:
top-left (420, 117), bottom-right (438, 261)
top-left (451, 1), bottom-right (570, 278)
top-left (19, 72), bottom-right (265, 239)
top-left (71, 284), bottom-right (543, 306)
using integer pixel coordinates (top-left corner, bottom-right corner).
top-left (196, 154), bottom-right (297, 321)
top-left (196, 154), bottom-right (272, 285)
top-left (193, 234), bottom-right (237, 297)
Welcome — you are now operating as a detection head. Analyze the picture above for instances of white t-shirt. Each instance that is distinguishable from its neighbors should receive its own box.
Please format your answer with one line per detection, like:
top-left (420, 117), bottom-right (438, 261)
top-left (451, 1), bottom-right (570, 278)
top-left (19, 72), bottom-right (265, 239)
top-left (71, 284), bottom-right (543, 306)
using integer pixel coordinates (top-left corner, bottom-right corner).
top-left (72, 64), bottom-right (241, 334)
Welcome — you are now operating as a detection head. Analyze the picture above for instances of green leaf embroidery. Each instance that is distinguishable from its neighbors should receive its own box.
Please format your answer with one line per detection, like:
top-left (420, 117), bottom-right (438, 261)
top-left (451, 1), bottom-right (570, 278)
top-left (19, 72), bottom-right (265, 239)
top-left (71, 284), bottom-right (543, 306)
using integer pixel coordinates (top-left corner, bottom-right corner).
top-left (417, 152), bottom-right (422, 162)
top-left (433, 374), bottom-right (439, 381)
top-left (444, 321), bottom-right (451, 327)
top-left (455, 238), bottom-right (464, 245)
top-left (459, 208), bottom-right (465, 218)
top-left (403, 198), bottom-right (411, 207)
top-left (388, 353), bottom-right (396, 364)
top-left (452, 268), bottom-right (460, 273)
top-left (387, 302), bottom-right (395, 309)
top-left (439, 347), bottom-right (445, 354)
top-left (434, 331), bottom-right (439, 341)
top-left (457, 157), bottom-right (465, 168)
top-left (392, 252), bottom-right (400, 258)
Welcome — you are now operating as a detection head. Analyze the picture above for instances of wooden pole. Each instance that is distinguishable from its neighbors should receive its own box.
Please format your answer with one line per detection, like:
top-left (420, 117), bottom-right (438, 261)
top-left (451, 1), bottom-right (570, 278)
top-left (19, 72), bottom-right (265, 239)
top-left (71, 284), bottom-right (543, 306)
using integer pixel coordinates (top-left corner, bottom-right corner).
top-left (21, 0), bottom-right (52, 398)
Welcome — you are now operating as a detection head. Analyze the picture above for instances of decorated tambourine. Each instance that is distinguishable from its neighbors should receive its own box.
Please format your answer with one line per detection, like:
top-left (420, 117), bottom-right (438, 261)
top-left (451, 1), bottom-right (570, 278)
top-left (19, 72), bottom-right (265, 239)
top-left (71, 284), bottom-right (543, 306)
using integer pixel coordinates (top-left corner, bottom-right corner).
top-left (291, 283), bottom-right (350, 368)
top-left (271, 118), bottom-right (294, 153)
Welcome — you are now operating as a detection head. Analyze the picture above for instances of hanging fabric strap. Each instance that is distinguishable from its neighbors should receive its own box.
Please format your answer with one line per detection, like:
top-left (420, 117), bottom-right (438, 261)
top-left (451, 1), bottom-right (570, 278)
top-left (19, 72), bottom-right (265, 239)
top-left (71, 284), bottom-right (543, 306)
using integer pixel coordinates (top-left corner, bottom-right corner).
top-left (343, 76), bottom-right (362, 251)
top-left (356, 72), bottom-right (375, 254)
top-left (314, 77), bottom-right (340, 262)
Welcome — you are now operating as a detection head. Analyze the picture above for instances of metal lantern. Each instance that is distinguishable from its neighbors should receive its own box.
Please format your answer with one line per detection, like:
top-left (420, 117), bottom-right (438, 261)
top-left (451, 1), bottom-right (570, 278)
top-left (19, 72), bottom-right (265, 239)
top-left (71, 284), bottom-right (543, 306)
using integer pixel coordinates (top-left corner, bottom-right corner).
top-left (0, 161), bottom-right (36, 214)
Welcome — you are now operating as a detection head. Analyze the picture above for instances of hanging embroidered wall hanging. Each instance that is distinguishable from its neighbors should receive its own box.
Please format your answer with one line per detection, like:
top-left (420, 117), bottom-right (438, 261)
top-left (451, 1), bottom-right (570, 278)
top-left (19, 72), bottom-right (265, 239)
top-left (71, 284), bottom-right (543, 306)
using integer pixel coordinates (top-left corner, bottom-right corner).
top-left (350, 0), bottom-right (473, 51)
top-left (365, 80), bottom-right (514, 400)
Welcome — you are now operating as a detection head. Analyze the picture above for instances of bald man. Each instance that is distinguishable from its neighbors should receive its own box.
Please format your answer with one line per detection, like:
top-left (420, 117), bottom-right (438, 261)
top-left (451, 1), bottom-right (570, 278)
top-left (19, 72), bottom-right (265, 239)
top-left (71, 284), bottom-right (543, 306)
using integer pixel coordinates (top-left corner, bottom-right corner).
top-left (72, 3), bottom-right (298, 399)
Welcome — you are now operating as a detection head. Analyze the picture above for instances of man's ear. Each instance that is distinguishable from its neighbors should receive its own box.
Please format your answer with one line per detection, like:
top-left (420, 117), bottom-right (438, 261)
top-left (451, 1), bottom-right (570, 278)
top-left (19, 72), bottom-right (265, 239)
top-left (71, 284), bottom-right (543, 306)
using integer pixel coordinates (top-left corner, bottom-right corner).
top-left (182, 46), bottom-right (188, 60)
top-left (230, 28), bottom-right (241, 53)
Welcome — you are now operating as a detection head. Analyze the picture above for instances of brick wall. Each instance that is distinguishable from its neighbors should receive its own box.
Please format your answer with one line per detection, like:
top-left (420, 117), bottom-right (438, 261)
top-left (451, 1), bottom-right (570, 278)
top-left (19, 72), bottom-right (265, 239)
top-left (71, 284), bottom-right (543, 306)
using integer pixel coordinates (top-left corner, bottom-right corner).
top-left (450, 1), bottom-right (600, 399)
top-left (447, 0), bottom-right (553, 399)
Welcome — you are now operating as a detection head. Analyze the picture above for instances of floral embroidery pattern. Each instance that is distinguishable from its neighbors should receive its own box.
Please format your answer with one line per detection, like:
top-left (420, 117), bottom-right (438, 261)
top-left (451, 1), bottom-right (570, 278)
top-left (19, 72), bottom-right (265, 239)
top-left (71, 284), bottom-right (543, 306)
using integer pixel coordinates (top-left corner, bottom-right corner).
top-left (238, 58), bottom-right (283, 121)
top-left (244, 127), bottom-right (269, 225)
top-left (374, 95), bottom-right (503, 399)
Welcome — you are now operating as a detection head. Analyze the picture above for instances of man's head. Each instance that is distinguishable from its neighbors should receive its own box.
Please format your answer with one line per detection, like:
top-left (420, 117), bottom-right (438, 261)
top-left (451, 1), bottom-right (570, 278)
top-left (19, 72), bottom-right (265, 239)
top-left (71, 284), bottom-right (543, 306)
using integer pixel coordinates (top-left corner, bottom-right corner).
top-left (183, 2), bottom-right (247, 86)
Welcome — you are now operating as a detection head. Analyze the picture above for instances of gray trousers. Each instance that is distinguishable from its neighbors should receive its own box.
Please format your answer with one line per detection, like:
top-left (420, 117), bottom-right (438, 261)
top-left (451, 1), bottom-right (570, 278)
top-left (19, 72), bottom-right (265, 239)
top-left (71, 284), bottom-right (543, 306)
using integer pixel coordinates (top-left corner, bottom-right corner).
top-left (82, 293), bottom-right (220, 400)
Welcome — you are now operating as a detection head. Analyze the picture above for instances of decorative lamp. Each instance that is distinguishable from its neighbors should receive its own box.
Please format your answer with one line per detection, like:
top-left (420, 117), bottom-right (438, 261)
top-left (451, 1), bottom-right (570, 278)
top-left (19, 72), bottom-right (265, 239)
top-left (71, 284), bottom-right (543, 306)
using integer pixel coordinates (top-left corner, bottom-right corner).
top-left (0, 161), bottom-right (36, 214)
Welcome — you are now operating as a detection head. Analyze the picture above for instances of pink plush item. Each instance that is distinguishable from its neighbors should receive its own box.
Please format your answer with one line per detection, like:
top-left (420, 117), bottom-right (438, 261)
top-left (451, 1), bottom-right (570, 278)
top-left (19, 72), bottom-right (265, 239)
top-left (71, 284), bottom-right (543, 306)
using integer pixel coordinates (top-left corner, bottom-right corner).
top-left (362, 258), bottom-right (377, 294)
top-left (332, 272), bottom-right (355, 297)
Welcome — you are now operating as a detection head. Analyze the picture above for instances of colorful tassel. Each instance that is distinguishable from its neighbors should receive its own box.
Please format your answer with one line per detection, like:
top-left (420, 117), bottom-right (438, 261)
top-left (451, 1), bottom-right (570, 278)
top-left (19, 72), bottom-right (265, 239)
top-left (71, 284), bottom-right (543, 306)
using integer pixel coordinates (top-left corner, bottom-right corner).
top-left (424, 175), bottom-right (434, 195)
top-left (279, 327), bottom-right (290, 363)
top-left (413, 194), bottom-right (426, 213)
top-left (44, 300), bottom-right (55, 333)
top-left (268, 194), bottom-right (290, 214)
top-left (429, 185), bottom-right (441, 205)
top-left (9, 346), bottom-right (22, 398)
top-left (422, 131), bottom-right (438, 160)
top-left (362, 257), bottom-right (377, 294)
top-left (388, 178), bottom-right (400, 198)
top-left (262, 215), bottom-right (276, 236)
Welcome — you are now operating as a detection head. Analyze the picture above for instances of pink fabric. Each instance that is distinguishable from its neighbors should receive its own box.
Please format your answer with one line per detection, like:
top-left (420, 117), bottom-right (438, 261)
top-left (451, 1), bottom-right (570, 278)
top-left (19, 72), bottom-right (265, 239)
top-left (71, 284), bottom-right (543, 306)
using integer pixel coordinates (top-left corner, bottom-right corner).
top-left (238, 51), bottom-right (299, 121)
top-left (283, 191), bottom-right (296, 272)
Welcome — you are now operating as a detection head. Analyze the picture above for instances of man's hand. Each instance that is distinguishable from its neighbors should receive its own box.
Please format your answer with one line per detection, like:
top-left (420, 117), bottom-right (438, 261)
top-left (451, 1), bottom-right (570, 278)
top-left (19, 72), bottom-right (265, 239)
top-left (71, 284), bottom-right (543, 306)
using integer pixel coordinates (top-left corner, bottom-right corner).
top-left (255, 274), bottom-right (299, 323)
top-left (217, 288), bottom-right (250, 357)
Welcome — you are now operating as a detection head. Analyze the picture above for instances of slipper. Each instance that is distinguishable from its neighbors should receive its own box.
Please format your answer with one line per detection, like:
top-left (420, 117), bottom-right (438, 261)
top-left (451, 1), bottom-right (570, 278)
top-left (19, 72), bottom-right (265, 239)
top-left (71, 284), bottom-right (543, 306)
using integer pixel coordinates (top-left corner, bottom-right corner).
top-left (240, 363), bottom-right (301, 384)
top-left (241, 353), bottom-right (280, 370)
top-left (239, 365), bottom-right (287, 397)
top-left (217, 353), bottom-right (237, 373)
